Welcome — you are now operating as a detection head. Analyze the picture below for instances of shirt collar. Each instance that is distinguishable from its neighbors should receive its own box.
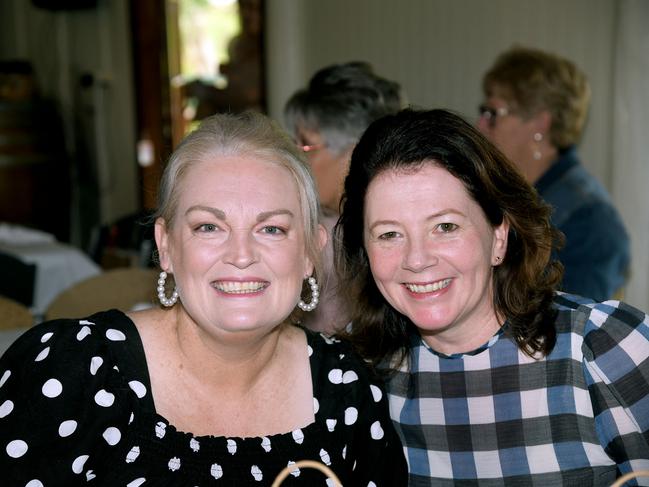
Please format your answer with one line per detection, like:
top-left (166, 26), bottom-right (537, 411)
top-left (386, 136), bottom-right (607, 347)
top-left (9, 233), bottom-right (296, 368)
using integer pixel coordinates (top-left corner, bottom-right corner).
top-left (534, 145), bottom-right (579, 193)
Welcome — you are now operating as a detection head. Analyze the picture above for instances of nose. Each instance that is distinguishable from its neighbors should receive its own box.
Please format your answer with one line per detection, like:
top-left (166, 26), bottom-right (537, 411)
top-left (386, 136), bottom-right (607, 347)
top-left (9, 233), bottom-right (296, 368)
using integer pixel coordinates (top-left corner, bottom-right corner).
top-left (402, 237), bottom-right (436, 272)
top-left (223, 231), bottom-right (257, 269)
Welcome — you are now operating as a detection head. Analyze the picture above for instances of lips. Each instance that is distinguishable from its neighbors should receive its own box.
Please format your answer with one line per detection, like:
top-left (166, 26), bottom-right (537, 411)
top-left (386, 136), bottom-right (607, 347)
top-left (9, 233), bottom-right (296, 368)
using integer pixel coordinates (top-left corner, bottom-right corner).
top-left (404, 278), bottom-right (451, 294)
top-left (212, 280), bottom-right (269, 294)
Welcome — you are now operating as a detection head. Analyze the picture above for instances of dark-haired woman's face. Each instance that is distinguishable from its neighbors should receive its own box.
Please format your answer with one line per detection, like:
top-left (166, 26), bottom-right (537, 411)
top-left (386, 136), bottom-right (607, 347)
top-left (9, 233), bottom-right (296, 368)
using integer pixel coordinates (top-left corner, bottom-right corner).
top-left (363, 163), bottom-right (509, 354)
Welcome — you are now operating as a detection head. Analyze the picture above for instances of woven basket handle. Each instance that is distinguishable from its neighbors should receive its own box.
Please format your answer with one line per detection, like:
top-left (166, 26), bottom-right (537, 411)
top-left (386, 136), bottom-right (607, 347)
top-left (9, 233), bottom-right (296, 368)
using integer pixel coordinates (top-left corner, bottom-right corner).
top-left (271, 459), bottom-right (343, 487)
top-left (610, 470), bottom-right (649, 487)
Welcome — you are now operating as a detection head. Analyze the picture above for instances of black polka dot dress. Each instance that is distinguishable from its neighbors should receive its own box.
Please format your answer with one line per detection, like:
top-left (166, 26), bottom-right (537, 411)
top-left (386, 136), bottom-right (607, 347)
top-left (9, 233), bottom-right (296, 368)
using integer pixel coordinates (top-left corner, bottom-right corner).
top-left (0, 310), bottom-right (407, 486)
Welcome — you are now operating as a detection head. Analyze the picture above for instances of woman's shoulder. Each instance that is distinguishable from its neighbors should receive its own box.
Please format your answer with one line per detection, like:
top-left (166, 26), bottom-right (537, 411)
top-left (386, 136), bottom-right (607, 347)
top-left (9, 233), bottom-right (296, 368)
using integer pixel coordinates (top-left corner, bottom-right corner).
top-left (0, 309), bottom-right (145, 388)
top-left (552, 292), bottom-right (648, 358)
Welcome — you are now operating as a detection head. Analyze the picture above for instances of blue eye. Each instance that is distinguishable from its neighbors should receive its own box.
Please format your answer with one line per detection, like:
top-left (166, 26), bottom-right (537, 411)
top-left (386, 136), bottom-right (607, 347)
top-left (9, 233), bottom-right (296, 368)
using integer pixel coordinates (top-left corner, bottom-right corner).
top-left (196, 223), bottom-right (217, 232)
top-left (261, 225), bottom-right (285, 235)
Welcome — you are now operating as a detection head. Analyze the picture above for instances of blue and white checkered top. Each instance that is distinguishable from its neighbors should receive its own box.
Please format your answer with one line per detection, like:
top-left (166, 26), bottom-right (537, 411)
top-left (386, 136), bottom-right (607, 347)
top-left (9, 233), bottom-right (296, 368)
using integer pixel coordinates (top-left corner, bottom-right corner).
top-left (385, 293), bottom-right (649, 486)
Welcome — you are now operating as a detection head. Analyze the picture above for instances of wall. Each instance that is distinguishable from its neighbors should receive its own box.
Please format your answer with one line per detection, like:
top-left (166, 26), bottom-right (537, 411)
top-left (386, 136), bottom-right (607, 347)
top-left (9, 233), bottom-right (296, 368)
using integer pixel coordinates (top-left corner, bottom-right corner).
top-left (0, 0), bottom-right (139, 245)
top-left (266, 0), bottom-right (649, 310)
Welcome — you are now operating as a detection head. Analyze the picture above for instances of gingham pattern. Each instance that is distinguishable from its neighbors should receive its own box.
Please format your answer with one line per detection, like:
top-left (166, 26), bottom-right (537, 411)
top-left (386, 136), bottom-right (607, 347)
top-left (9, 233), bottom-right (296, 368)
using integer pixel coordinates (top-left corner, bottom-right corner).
top-left (385, 293), bottom-right (649, 486)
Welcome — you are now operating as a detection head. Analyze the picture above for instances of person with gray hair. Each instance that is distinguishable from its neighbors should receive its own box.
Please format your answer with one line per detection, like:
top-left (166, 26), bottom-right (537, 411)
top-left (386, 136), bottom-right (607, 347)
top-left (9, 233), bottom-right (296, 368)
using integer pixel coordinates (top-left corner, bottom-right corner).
top-left (284, 61), bottom-right (404, 333)
top-left (0, 111), bottom-right (407, 485)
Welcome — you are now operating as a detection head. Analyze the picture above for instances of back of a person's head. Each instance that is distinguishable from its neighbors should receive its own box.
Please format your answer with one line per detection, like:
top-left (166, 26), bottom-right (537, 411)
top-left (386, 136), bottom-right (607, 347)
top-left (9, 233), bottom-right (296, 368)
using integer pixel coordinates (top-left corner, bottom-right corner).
top-left (482, 46), bottom-right (590, 149)
top-left (284, 61), bottom-right (404, 154)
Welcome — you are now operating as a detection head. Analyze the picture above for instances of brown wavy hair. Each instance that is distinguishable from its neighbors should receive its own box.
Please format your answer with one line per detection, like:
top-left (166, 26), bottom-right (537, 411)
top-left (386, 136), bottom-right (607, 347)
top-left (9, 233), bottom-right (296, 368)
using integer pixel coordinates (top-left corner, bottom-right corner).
top-left (335, 109), bottom-right (564, 368)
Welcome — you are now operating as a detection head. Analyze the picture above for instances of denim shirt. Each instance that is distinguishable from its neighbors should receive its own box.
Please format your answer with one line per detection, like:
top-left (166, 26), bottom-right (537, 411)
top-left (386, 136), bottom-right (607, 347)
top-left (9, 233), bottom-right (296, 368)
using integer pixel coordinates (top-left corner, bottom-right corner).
top-left (535, 146), bottom-right (630, 301)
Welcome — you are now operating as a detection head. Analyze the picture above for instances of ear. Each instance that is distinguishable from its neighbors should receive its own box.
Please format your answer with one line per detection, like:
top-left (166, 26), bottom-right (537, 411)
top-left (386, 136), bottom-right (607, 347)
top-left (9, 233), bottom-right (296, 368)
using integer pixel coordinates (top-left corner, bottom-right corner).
top-left (491, 217), bottom-right (510, 266)
top-left (532, 109), bottom-right (552, 136)
top-left (154, 217), bottom-right (172, 272)
top-left (304, 224), bottom-right (328, 278)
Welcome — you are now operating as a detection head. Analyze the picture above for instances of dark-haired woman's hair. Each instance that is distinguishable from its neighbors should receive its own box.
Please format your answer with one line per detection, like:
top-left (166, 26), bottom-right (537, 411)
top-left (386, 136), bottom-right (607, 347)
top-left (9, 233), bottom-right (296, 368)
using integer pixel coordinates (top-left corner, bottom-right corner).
top-left (334, 108), bottom-right (563, 368)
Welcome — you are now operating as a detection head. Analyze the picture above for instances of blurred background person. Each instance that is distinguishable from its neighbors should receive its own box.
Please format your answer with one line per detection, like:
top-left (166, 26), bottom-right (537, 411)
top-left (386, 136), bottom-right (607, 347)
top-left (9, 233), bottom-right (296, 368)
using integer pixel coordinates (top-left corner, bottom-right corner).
top-left (477, 46), bottom-right (630, 302)
top-left (284, 61), bottom-right (404, 333)
top-left (0, 112), bottom-right (406, 485)
top-left (337, 108), bottom-right (649, 485)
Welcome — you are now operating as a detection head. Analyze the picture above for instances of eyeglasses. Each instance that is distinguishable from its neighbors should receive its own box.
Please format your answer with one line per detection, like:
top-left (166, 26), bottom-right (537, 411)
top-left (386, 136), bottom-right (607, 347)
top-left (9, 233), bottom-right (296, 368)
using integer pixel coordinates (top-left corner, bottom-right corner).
top-left (478, 104), bottom-right (512, 128)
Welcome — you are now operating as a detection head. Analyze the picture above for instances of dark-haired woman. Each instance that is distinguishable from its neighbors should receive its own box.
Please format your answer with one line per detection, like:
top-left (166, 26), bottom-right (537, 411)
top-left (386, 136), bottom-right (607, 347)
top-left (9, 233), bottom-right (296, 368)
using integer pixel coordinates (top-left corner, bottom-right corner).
top-left (336, 108), bottom-right (649, 485)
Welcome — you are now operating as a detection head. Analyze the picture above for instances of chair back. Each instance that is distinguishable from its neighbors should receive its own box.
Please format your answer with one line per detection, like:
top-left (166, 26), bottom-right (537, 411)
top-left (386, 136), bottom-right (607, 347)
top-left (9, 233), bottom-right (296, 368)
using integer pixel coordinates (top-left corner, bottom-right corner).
top-left (0, 295), bottom-right (34, 329)
top-left (0, 250), bottom-right (36, 306)
top-left (45, 267), bottom-right (160, 321)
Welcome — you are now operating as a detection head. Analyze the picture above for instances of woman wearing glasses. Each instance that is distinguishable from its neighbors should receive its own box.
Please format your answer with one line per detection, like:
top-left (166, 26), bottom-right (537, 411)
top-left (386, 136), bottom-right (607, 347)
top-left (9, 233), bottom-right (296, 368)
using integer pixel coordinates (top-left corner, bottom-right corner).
top-left (477, 46), bottom-right (629, 302)
top-left (284, 62), bottom-right (404, 334)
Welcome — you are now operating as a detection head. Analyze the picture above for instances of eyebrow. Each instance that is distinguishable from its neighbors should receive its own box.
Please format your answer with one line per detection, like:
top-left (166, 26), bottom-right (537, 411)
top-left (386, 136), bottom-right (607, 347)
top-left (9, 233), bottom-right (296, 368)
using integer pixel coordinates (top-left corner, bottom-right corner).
top-left (185, 205), bottom-right (294, 222)
top-left (368, 209), bottom-right (465, 231)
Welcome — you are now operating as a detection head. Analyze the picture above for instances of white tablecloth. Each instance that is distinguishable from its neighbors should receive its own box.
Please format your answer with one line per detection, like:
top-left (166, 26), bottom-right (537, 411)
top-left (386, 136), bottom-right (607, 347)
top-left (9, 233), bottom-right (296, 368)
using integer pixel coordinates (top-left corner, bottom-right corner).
top-left (0, 241), bottom-right (101, 320)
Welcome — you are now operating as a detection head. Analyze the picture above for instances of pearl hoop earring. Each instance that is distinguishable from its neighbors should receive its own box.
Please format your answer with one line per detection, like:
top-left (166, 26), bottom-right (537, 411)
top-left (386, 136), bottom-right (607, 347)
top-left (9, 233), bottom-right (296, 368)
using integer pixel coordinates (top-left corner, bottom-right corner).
top-left (297, 276), bottom-right (319, 312)
top-left (157, 271), bottom-right (179, 307)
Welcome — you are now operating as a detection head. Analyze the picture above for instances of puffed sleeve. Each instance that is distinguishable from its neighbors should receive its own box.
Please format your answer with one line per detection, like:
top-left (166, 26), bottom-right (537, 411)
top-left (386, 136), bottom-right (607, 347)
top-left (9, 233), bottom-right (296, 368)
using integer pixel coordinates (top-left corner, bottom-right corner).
top-left (582, 300), bottom-right (649, 480)
top-left (0, 318), bottom-right (134, 486)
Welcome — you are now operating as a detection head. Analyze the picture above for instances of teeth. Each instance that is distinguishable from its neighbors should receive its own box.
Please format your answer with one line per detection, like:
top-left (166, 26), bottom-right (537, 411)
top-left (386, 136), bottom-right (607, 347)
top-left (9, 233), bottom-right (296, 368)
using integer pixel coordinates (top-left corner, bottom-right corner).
top-left (214, 281), bottom-right (267, 294)
top-left (405, 279), bottom-right (451, 294)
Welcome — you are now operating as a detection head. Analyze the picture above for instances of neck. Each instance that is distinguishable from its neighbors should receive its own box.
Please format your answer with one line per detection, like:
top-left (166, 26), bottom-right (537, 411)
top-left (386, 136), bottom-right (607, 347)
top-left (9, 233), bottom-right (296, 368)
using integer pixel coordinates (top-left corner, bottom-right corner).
top-left (521, 143), bottom-right (558, 185)
top-left (170, 307), bottom-right (288, 395)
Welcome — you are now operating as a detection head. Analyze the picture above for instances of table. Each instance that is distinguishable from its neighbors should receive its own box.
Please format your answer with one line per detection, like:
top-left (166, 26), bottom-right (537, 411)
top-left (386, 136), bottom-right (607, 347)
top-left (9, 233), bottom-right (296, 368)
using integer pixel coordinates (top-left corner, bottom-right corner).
top-left (0, 240), bottom-right (101, 320)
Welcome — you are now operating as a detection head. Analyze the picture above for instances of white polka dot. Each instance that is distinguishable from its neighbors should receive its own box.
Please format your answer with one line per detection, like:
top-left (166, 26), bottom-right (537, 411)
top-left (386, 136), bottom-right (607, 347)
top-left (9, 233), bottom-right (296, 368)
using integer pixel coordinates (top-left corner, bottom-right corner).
top-left (326, 419), bottom-right (337, 432)
top-left (58, 420), bottom-right (78, 437)
top-left (76, 326), bottom-right (92, 341)
top-left (79, 319), bottom-right (95, 326)
top-left (103, 427), bottom-right (121, 446)
top-left (0, 400), bottom-right (14, 418)
top-left (129, 412), bottom-right (134, 424)
top-left (90, 356), bottom-right (103, 376)
top-left (86, 470), bottom-right (96, 481)
top-left (128, 380), bottom-right (147, 399)
top-left (287, 460), bottom-right (300, 477)
top-left (307, 345), bottom-right (313, 357)
top-left (94, 389), bottom-right (115, 407)
top-left (319, 448), bottom-right (331, 466)
top-left (326, 479), bottom-right (335, 487)
top-left (168, 457), bottom-right (181, 471)
top-left (368, 482), bottom-right (377, 487)
top-left (342, 445), bottom-right (347, 459)
top-left (370, 384), bottom-right (382, 402)
top-left (328, 369), bottom-right (343, 384)
top-left (251, 465), bottom-right (263, 481)
top-left (313, 397), bottom-right (319, 414)
top-left (34, 347), bottom-right (50, 362)
top-left (370, 421), bottom-right (384, 440)
top-left (344, 407), bottom-right (358, 425)
top-left (25, 480), bottom-right (44, 487)
top-left (42, 378), bottom-right (63, 398)
top-left (72, 455), bottom-right (89, 474)
top-left (106, 329), bottom-right (126, 341)
top-left (126, 478), bottom-right (146, 487)
top-left (210, 463), bottom-right (223, 479)
top-left (126, 445), bottom-right (140, 463)
top-left (342, 370), bottom-right (359, 384)
top-left (6, 439), bottom-right (28, 458)
top-left (0, 370), bottom-right (10, 387)
top-left (40, 332), bottom-right (53, 343)
top-left (291, 429), bottom-right (304, 444)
